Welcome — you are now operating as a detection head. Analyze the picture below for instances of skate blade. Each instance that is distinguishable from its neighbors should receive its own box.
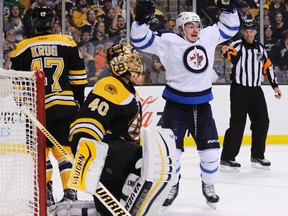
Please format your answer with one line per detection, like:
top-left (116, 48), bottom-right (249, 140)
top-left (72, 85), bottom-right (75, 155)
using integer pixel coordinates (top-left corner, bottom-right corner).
top-left (220, 165), bottom-right (240, 172)
top-left (251, 162), bottom-right (270, 170)
top-left (160, 205), bottom-right (169, 212)
top-left (206, 201), bottom-right (217, 209)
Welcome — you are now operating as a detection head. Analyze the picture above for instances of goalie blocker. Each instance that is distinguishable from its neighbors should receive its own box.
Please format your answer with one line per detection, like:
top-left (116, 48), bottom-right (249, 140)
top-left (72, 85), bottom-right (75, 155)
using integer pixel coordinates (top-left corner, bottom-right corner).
top-left (120, 128), bottom-right (178, 216)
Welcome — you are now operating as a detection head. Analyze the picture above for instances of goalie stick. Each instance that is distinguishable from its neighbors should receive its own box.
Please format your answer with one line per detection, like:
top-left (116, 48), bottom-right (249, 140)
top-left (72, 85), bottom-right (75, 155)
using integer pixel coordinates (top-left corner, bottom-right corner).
top-left (20, 105), bottom-right (132, 216)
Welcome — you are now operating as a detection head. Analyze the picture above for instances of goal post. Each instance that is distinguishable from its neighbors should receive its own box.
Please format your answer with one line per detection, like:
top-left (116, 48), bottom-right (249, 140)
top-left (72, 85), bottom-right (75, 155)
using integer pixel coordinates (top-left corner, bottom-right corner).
top-left (0, 69), bottom-right (46, 216)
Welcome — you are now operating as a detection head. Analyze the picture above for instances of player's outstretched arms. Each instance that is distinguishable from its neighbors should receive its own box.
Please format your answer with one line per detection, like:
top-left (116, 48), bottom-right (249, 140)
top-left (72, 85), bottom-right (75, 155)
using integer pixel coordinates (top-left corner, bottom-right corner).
top-left (215, 0), bottom-right (238, 12)
top-left (135, 0), bottom-right (155, 25)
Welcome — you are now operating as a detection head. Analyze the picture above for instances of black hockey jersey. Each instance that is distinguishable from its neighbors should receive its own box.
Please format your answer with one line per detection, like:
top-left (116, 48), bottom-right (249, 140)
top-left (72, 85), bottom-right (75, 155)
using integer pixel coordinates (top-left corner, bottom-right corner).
top-left (10, 33), bottom-right (87, 118)
top-left (69, 76), bottom-right (142, 148)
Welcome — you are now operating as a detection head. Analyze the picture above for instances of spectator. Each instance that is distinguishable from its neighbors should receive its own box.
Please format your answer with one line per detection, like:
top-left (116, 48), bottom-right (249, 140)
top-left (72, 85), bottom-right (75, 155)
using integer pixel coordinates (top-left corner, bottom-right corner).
top-left (86, 0), bottom-right (101, 11)
top-left (23, 1), bottom-right (39, 38)
top-left (3, 29), bottom-right (16, 69)
top-left (94, 44), bottom-right (107, 75)
top-left (109, 7), bottom-right (127, 43)
top-left (3, 0), bottom-right (25, 20)
top-left (90, 21), bottom-right (108, 46)
top-left (148, 55), bottom-right (166, 84)
top-left (72, 0), bottom-right (88, 28)
top-left (56, 1), bottom-right (74, 17)
top-left (272, 11), bottom-right (288, 40)
top-left (269, 0), bottom-right (286, 18)
top-left (78, 25), bottom-right (96, 84)
top-left (164, 19), bottom-right (176, 31)
top-left (97, 0), bottom-right (113, 18)
top-left (255, 4), bottom-right (272, 26)
top-left (5, 5), bottom-right (26, 43)
top-left (113, 0), bottom-right (125, 8)
top-left (97, 13), bottom-right (106, 22)
top-left (3, 29), bottom-right (16, 52)
top-left (52, 20), bottom-right (61, 34)
top-left (78, 25), bottom-right (96, 59)
top-left (264, 25), bottom-right (277, 55)
top-left (150, 4), bottom-right (165, 31)
top-left (121, 0), bottom-right (136, 23)
top-left (139, 51), bottom-right (154, 83)
top-left (238, 1), bottom-right (253, 25)
top-left (242, 0), bottom-right (258, 8)
top-left (83, 9), bottom-right (98, 35)
top-left (269, 30), bottom-right (288, 82)
top-left (65, 16), bottom-right (79, 42)
top-left (94, 39), bottom-right (114, 74)
top-left (104, 8), bottom-right (117, 35)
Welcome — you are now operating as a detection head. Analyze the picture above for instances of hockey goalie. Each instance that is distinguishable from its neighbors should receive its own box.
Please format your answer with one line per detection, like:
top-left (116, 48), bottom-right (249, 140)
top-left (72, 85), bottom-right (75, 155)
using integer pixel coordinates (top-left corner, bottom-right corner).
top-left (66, 42), bottom-right (178, 216)
top-left (65, 128), bottom-right (177, 216)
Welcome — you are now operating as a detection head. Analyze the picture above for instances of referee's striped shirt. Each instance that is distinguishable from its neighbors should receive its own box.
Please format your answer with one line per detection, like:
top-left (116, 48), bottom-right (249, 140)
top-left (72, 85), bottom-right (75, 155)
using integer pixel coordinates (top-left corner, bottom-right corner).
top-left (225, 39), bottom-right (278, 88)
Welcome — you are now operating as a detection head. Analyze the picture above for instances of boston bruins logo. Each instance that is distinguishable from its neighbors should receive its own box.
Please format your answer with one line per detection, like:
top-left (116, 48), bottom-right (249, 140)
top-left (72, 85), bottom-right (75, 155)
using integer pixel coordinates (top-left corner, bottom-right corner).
top-left (183, 45), bottom-right (208, 73)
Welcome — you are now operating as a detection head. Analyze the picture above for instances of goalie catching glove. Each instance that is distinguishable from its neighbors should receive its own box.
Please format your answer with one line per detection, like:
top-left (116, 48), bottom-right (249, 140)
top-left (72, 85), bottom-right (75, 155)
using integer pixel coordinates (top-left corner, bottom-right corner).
top-left (135, 0), bottom-right (155, 25)
top-left (215, 0), bottom-right (238, 12)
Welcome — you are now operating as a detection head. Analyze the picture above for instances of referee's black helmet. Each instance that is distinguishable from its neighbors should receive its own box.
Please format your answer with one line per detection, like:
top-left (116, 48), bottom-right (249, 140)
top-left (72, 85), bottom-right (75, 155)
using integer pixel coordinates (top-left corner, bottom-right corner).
top-left (242, 19), bottom-right (257, 30)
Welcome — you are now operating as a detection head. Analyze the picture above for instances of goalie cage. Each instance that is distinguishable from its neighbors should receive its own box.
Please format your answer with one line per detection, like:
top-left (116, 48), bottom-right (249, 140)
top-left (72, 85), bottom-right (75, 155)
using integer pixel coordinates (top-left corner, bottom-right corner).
top-left (0, 69), bottom-right (46, 216)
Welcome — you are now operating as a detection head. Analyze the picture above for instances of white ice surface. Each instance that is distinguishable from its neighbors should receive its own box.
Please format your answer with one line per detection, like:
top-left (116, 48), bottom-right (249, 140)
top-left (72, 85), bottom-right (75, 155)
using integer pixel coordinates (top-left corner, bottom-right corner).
top-left (51, 145), bottom-right (288, 216)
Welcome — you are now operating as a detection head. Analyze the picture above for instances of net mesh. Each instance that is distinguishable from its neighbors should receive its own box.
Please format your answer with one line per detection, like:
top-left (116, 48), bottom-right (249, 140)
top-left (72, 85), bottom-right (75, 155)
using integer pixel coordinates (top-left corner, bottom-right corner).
top-left (0, 70), bottom-right (41, 216)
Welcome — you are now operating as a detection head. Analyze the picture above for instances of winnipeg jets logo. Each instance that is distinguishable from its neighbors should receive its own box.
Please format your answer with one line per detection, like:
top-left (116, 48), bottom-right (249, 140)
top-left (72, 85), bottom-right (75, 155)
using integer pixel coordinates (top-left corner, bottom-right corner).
top-left (183, 45), bottom-right (208, 73)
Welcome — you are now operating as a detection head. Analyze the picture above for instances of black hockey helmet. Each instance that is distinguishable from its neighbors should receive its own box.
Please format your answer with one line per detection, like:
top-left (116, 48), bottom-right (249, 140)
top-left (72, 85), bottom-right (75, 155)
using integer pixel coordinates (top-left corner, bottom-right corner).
top-left (31, 4), bottom-right (54, 31)
top-left (242, 19), bottom-right (257, 30)
top-left (107, 43), bottom-right (143, 78)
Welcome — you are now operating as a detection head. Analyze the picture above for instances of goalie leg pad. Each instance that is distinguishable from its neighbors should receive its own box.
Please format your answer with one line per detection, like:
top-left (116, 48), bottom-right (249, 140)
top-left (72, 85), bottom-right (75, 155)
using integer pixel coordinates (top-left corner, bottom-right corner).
top-left (68, 138), bottom-right (109, 195)
top-left (121, 128), bottom-right (178, 216)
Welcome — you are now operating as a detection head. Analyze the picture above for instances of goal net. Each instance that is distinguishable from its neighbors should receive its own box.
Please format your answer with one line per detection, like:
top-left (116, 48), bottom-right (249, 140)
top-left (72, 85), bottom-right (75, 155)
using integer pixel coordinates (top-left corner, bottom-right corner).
top-left (0, 69), bottom-right (46, 216)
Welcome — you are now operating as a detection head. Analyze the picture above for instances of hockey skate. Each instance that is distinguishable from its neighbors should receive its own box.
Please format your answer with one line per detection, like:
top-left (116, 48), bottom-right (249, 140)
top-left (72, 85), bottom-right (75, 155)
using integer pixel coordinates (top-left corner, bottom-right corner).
top-left (162, 182), bottom-right (179, 207)
top-left (58, 189), bottom-right (78, 203)
top-left (47, 181), bottom-right (56, 212)
top-left (220, 160), bottom-right (241, 172)
top-left (202, 181), bottom-right (219, 209)
top-left (162, 175), bottom-right (181, 208)
top-left (251, 158), bottom-right (271, 170)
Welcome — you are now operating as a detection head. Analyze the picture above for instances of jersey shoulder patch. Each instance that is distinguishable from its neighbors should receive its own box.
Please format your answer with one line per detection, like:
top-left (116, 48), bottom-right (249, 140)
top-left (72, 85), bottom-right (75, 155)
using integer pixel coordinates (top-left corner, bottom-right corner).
top-left (92, 76), bottom-right (133, 105)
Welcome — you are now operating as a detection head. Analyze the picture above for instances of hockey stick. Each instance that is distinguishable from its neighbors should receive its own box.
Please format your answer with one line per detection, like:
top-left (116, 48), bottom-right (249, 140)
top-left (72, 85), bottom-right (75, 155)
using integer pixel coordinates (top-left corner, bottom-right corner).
top-left (20, 105), bottom-right (131, 216)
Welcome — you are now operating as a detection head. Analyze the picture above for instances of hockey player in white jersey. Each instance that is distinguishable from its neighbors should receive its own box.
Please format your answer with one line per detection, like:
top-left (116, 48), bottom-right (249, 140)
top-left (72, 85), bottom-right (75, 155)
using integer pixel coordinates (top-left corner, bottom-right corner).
top-left (131, 0), bottom-right (240, 209)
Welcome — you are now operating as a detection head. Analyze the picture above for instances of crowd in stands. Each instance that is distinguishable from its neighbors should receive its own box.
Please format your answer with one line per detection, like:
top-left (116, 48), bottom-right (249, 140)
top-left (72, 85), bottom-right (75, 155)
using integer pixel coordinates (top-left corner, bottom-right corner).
top-left (2, 0), bottom-right (288, 85)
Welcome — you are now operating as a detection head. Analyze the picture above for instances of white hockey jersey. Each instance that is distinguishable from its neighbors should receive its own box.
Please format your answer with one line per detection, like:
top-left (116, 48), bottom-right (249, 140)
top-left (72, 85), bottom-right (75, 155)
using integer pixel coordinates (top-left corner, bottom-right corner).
top-left (131, 11), bottom-right (240, 104)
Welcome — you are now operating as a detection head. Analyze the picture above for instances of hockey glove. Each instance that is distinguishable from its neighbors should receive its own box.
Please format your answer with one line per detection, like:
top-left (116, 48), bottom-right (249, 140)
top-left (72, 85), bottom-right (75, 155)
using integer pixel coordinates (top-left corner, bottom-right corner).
top-left (135, 0), bottom-right (155, 25)
top-left (215, 0), bottom-right (238, 12)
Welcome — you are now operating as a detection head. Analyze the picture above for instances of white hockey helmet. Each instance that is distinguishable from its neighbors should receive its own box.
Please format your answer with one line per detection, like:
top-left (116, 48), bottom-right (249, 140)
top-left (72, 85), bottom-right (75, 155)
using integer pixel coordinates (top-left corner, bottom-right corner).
top-left (176, 12), bottom-right (203, 30)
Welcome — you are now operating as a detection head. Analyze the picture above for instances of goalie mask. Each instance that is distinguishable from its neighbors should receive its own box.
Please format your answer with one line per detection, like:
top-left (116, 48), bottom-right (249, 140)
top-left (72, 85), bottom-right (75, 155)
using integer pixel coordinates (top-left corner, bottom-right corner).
top-left (31, 4), bottom-right (54, 31)
top-left (107, 43), bottom-right (143, 78)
